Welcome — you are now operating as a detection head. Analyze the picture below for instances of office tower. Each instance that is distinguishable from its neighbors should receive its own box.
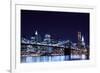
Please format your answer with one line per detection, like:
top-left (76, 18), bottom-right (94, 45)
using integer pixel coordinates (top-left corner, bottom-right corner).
top-left (34, 30), bottom-right (42, 43)
top-left (44, 34), bottom-right (51, 44)
top-left (81, 36), bottom-right (85, 48)
top-left (77, 32), bottom-right (82, 49)
top-left (35, 30), bottom-right (38, 43)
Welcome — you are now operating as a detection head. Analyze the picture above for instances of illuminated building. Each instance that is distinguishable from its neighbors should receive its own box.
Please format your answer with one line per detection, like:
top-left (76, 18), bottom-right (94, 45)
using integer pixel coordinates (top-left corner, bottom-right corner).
top-left (77, 32), bottom-right (82, 49)
top-left (44, 34), bottom-right (51, 44)
top-left (81, 36), bottom-right (85, 48)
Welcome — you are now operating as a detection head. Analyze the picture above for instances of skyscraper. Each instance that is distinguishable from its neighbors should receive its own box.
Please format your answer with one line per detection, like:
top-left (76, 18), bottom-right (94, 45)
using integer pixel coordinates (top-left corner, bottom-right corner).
top-left (35, 30), bottom-right (38, 43)
top-left (81, 36), bottom-right (85, 48)
top-left (44, 34), bottom-right (51, 44)
top-left (77, 32), bottom-right (82, 49)
top-left (77, 32), bottom-right (86, 48)
top-left (34, 30), bottom-right (42, 43)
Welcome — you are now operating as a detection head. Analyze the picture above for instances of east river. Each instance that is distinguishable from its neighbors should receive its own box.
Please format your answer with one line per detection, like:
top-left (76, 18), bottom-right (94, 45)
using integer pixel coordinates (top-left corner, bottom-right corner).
top-left (21, 55), bottom-right (86, 63)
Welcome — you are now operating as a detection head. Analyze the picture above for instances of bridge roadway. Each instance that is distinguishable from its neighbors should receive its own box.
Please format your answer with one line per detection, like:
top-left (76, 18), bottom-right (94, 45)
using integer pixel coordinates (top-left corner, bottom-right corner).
top-left (21, 43), bottom-right (89, 60)
top-left (21, 43), bottom-right (80, 51)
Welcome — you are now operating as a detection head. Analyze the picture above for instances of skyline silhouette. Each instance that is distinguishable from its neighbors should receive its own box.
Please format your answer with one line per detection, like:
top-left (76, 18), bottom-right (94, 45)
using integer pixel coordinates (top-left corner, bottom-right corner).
top-left (21, 10), bottom-right (89, 45)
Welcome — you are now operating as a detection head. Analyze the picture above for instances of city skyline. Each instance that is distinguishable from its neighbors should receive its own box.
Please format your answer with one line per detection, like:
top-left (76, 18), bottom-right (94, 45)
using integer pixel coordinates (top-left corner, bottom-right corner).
top-left (21, 10), bottom-right (90, 62)
top-left (21, 10), bottom-right (89, 45)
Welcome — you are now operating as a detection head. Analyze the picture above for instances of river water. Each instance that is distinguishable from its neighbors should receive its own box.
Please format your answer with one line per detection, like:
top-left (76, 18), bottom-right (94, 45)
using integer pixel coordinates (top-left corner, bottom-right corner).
top-left (21, 55), bottom-right (85, 63)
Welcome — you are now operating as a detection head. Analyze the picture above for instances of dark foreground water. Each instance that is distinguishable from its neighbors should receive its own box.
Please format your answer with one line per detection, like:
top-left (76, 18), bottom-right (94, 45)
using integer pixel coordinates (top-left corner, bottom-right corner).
top-left (21, 55), bottom-right (85, 63)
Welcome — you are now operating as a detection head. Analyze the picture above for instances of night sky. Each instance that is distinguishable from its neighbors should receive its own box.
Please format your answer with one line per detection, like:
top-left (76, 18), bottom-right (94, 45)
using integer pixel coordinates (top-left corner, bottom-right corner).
top-left (21, 10), bottom-right (89, 45)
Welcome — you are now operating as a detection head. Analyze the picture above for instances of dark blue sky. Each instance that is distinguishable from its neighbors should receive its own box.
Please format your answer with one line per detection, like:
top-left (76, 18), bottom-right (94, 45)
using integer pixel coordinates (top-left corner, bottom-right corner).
top-left (21, 10), bottom-right (89, 45)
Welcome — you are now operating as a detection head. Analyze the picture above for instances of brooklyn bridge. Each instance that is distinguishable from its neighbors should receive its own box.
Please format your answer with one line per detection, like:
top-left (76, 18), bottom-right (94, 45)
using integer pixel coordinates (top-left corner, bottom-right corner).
top-left (21, 32), bottom-right (89, 62)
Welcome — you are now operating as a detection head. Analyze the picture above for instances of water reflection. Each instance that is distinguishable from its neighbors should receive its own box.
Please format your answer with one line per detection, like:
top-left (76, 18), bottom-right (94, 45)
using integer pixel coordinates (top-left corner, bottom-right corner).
top-left (21, 55), bottom-right (83, 63)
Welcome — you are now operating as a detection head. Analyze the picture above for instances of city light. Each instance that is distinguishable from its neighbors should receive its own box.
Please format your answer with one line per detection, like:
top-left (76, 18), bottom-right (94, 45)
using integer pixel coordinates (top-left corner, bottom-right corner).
top-left (21, 31), bottom-right (89, 63)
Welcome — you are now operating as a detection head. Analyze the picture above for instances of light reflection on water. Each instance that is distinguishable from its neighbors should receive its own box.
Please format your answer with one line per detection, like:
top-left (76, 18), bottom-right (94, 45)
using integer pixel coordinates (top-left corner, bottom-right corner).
top-left (21, 55), bottom-right (83, 63)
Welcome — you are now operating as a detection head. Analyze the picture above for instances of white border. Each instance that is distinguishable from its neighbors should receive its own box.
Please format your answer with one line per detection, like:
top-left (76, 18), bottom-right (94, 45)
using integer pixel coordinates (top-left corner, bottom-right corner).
top-left (11, 3), bottom-right (96, 73)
